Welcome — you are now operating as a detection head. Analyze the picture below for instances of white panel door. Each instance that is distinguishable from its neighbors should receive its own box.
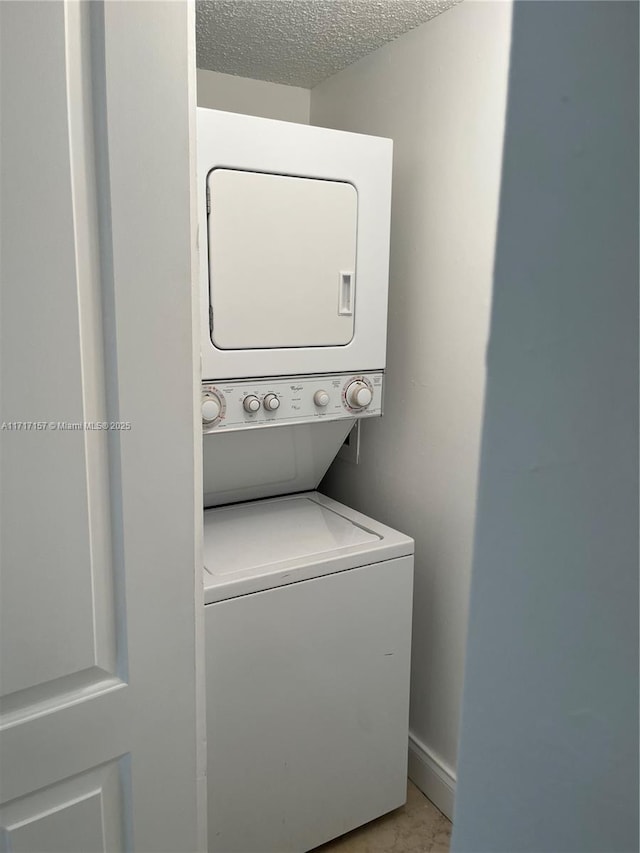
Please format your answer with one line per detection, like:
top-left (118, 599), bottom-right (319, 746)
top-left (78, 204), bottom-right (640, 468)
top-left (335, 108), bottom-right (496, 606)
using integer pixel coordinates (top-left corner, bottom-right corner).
top-left (208, 170), bottom-right (358, 349)
top-left (0, 3), bottom-right (203, 852)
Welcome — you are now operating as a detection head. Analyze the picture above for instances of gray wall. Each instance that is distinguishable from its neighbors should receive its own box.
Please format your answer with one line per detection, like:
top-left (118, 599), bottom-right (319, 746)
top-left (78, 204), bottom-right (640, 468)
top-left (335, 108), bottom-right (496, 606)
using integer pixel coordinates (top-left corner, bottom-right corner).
top-left (197, 69), bottom-right (310, 123)
top-left (311, 1), bottom-right (512, 815)
top-left (452, 2), bottom-right (639, 851)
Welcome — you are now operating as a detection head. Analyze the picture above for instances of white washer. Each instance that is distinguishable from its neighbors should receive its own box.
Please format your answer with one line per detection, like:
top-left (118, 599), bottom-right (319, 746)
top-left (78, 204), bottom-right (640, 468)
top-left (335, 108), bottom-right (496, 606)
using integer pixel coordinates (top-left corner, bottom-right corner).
top-left (204, 492), bottom-right (414, 853)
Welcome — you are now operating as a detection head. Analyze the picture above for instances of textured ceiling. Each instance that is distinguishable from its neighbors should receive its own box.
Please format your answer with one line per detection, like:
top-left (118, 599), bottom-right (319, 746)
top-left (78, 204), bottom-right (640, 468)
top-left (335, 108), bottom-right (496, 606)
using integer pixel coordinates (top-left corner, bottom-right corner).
top-left (196, 0), bottom-right (460, 88)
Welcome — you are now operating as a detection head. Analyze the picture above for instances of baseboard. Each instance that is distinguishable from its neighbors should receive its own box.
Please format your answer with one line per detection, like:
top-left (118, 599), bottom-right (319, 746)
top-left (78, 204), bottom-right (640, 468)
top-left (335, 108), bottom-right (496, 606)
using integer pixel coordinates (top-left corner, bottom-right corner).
top-left (408, 732), bottom-right (456, 821)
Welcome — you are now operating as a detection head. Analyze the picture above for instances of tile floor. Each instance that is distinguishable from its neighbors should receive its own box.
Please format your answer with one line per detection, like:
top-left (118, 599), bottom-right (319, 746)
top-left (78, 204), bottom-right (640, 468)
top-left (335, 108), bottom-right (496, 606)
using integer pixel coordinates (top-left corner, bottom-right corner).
top-left (314, 782), bottom-right (452, 853)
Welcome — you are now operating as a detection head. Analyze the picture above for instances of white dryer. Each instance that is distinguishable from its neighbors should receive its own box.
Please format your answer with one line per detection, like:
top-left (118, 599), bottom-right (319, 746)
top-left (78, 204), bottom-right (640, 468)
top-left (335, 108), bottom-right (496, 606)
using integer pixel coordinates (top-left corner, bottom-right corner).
top-left (203, 492), bottom-right (414, 853)
top-left (197, 109), bottom-right (394, 508)
top-left (197, 109), bottom-right (393, 381)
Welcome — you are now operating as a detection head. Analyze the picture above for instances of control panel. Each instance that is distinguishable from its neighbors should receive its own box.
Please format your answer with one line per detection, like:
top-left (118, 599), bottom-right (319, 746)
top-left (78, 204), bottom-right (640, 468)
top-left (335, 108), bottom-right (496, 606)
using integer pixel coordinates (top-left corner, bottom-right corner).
top-left (202, 372), bottom-right (383, 434)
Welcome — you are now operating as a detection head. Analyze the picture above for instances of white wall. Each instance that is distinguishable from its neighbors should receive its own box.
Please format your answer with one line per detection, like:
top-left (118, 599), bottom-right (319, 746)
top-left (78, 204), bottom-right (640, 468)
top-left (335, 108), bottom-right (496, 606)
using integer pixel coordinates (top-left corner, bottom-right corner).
top-left (311, 1), bottom-right (512, 815)
top-left (452, 3), bottom-right (639, 850)
top-left (197, 68), bottom-right (309, 123)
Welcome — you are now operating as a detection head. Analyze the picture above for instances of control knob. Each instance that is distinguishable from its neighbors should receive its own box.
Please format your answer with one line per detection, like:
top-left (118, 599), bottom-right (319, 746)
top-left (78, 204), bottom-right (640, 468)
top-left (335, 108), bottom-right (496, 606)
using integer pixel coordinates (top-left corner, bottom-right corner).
top-left (345, 380), bottom-right (373, 410)
top-left (243, 395), bottom-right (261, 413)
top-left (202, 395), bottom-right (221, 424)
top-left (263, 394), bottom-right (280, 411)
top-left (314, 390), bottom-right (330, 407)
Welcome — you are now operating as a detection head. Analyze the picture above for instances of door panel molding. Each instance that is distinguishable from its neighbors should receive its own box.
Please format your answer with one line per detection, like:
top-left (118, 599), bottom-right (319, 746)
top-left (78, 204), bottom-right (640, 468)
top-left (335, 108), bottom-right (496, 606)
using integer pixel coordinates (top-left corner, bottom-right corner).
top-left (0, 757), bottom-right (129, 853)
top-left (0, 669), bottom-right (125, 731)
top-left (0, 0), bottom-right (121, 702)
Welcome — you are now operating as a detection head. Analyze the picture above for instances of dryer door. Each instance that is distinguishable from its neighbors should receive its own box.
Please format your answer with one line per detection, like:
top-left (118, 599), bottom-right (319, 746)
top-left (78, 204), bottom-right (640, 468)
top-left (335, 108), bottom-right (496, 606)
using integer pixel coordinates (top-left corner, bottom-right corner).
top-left (207, 169), bottom-right (357, 349)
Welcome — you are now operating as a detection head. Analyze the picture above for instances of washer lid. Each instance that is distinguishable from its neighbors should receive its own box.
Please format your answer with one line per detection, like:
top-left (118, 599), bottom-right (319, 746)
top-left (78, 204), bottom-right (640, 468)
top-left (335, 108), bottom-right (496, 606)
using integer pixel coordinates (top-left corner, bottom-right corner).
top-left (205, 494), bottom-right (378, 575)
top-left (203, 492), bottom-right (413, 603)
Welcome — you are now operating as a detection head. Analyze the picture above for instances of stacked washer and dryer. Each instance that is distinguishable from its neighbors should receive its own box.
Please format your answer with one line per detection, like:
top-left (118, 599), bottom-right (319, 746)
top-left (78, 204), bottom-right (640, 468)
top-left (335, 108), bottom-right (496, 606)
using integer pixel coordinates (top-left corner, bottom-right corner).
top-left (198, 109), bottom-right (414, 853)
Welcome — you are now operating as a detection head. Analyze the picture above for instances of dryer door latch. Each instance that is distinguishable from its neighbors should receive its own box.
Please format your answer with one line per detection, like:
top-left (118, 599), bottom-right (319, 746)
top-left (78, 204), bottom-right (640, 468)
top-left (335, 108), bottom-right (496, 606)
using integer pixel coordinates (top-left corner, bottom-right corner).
top-left (338, 271), bottom-right (354, 316)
